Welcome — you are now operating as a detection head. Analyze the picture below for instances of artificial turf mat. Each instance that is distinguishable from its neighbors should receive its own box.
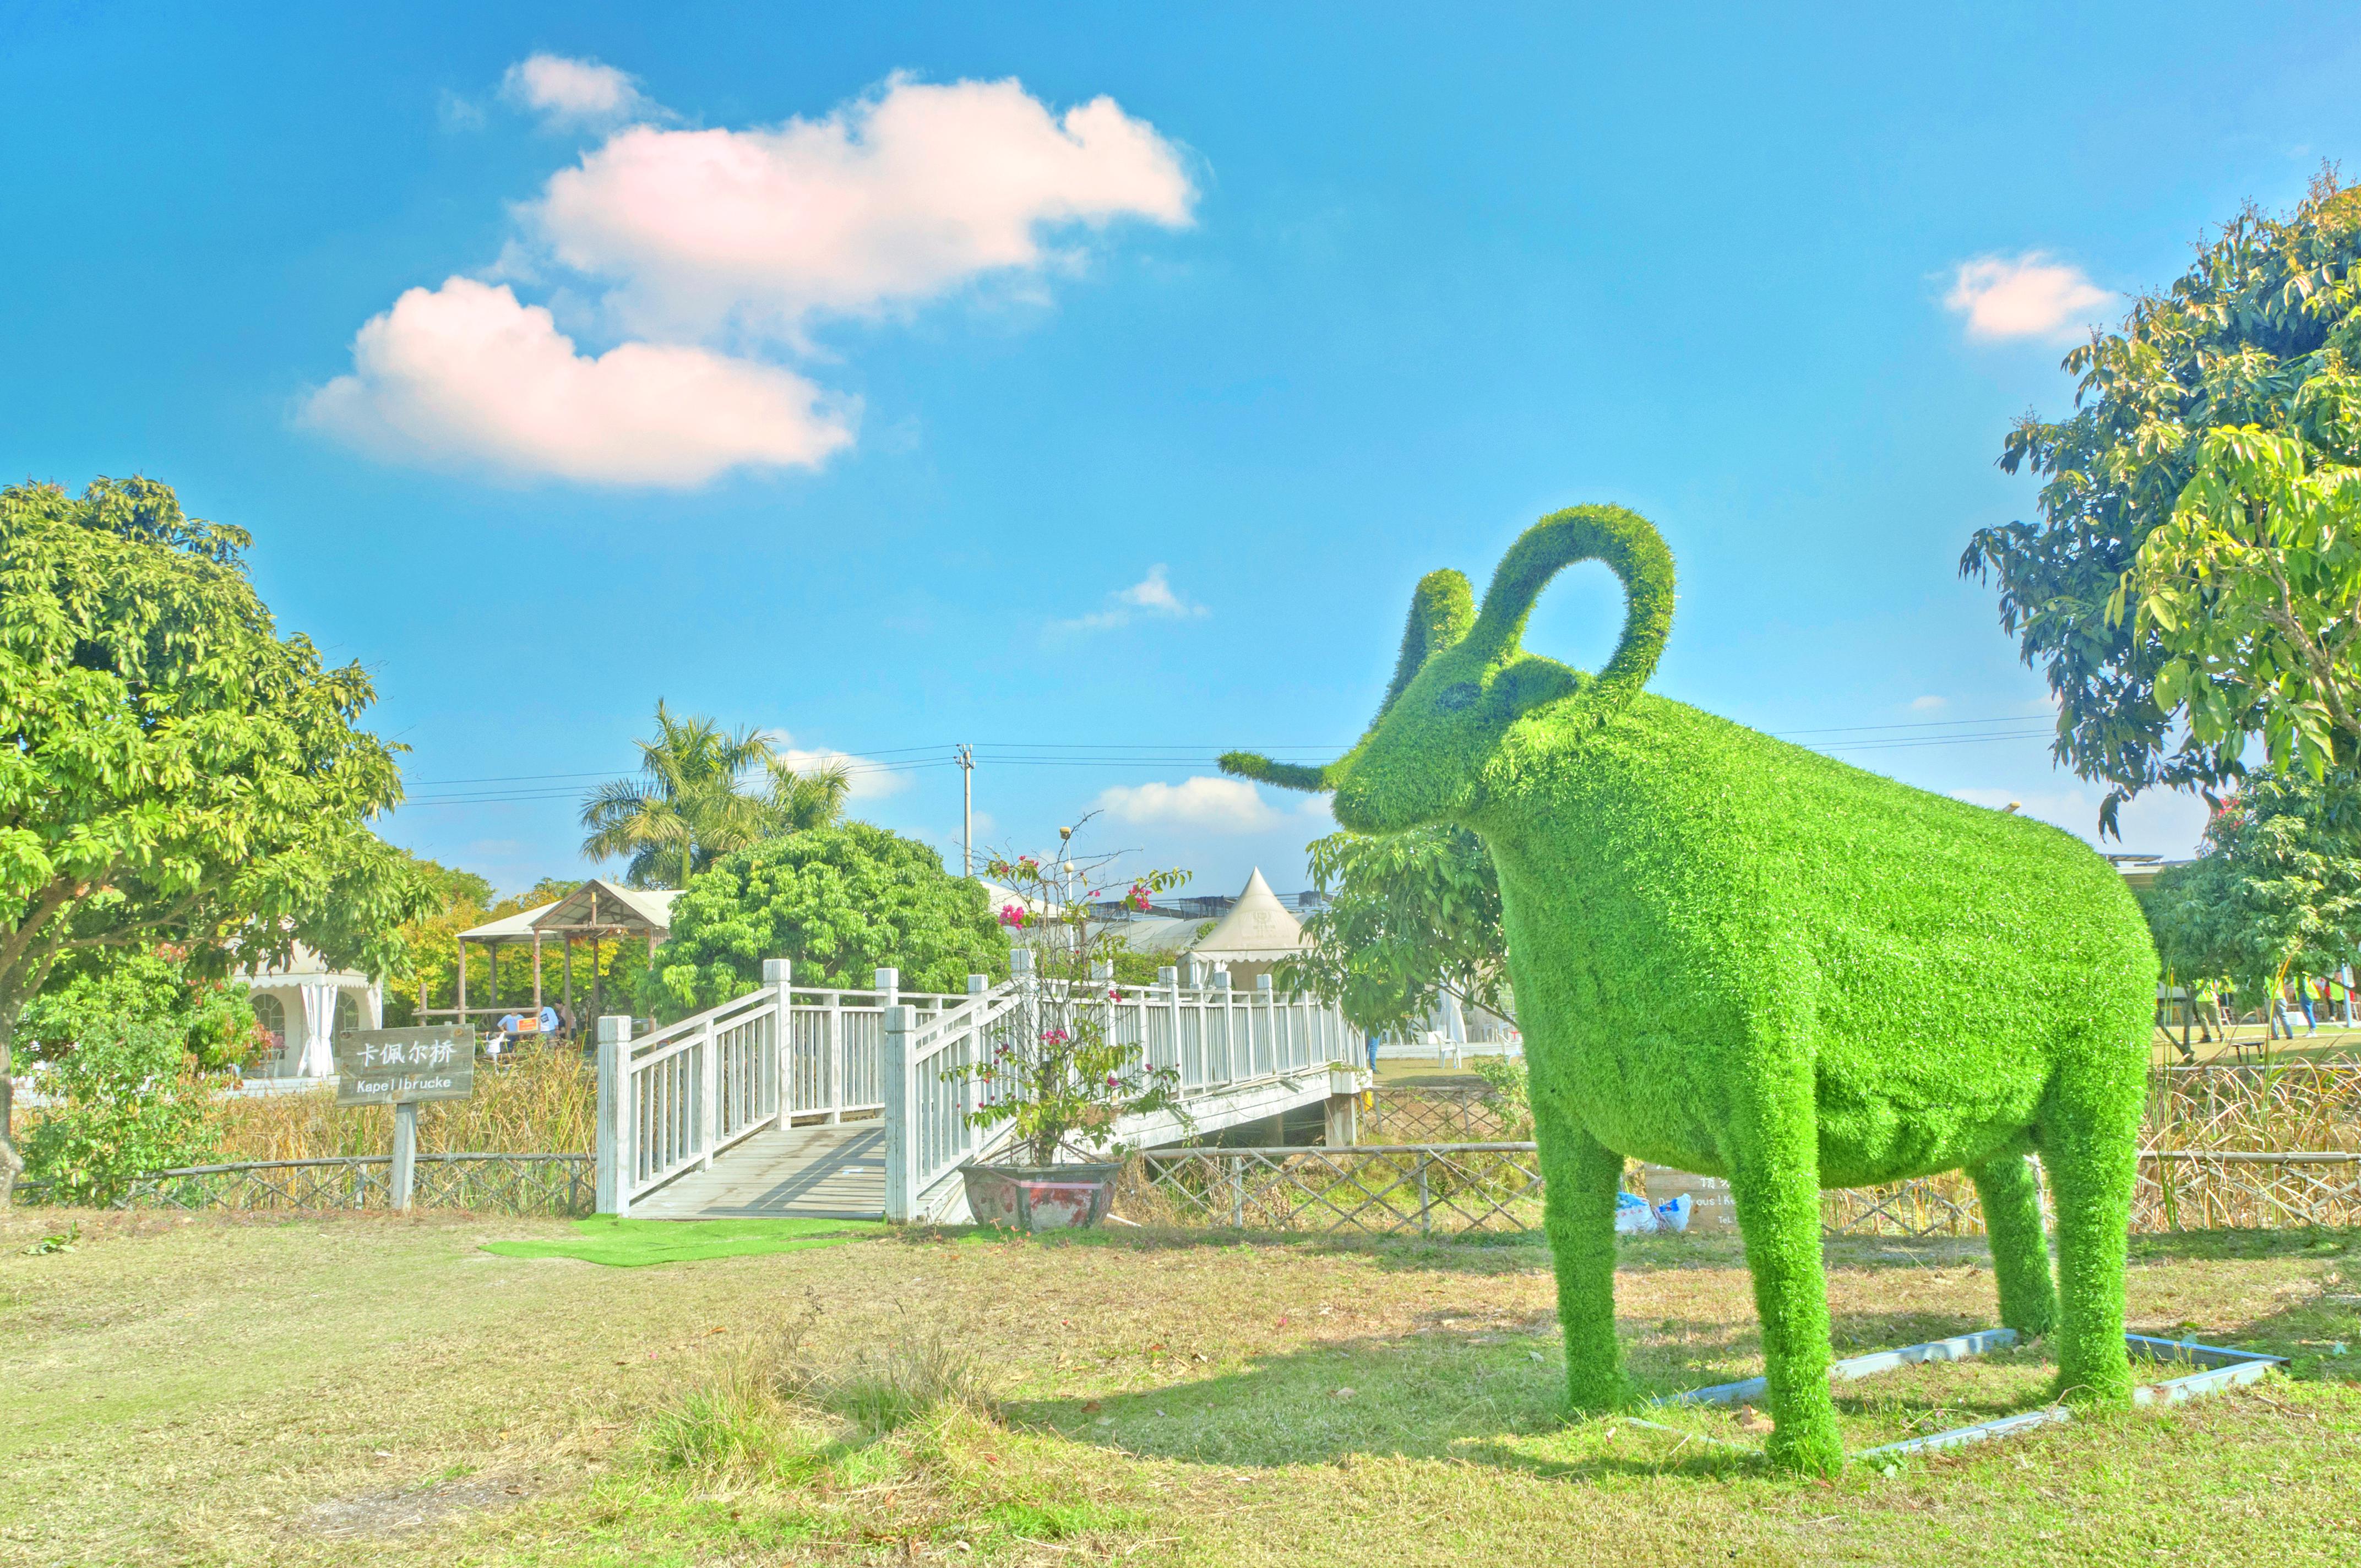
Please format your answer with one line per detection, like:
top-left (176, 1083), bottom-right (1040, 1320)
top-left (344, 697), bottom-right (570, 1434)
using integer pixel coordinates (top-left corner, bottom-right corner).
top-left (483, 1216), bottom-right (890, 1267)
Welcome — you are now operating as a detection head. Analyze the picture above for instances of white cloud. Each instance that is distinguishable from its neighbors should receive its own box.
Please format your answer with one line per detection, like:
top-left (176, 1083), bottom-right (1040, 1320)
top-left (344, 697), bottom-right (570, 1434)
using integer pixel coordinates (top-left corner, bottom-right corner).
top-left (526, 74), bottom-right (1195, 339)
top-left (764, 732), bottom-right (910, 800)
top-left (1051, 564), bottom-right (1207, 635)
top-left (1908, 695), bottom-right (1947, 712)
top-left (1096, 777), bottom-right (1286, 834)
top-left (502, 53), bottom-right (655, 130)
top-left (314, 71), bottom-right (1191, 489)
top-left (301, 277), bottom-right (853, 486)
top-left (1945, 253), bottom-right (2113, 341)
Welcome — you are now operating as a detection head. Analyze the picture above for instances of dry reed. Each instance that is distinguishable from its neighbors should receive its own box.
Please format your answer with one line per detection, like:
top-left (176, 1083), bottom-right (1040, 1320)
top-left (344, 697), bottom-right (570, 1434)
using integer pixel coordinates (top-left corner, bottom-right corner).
top-left (202, 1042), bottom-right (595, 1162)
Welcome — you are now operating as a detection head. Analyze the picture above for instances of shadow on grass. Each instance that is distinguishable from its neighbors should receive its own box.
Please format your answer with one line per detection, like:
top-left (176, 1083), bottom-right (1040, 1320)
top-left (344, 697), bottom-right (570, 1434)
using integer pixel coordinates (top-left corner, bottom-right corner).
top-left (992, 1298), bottom-right (2065, 1484)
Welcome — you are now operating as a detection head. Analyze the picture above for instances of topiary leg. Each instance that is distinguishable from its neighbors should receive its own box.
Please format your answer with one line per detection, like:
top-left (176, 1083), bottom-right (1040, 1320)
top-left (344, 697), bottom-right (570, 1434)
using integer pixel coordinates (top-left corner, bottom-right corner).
top-left (2038, 1055), bottom-right (2142, 1406)
top-left (1724, 1074), bottom-right (1845, 1476)
top-left (1968, 1150), bottom-right (2058, 1338)
top-left (1535, 1111), bottom-right (1626, 1412)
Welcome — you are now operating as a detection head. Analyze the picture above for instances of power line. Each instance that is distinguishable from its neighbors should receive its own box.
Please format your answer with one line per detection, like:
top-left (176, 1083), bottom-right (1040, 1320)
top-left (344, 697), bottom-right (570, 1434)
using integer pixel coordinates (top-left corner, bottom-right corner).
top-left (392, 714), bottom-right (2066, 809)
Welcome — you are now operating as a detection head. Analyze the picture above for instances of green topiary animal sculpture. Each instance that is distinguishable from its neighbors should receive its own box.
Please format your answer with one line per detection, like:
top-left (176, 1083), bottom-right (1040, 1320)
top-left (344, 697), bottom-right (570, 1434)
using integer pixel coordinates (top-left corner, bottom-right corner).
top-left (1224, 506), bottom-right (2153, 1474)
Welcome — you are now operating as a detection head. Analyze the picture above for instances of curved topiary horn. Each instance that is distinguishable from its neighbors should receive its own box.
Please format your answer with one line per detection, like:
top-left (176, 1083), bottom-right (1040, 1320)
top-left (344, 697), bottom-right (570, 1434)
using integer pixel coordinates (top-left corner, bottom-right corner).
top-left (1465, 504), bottom-right (1674, 719)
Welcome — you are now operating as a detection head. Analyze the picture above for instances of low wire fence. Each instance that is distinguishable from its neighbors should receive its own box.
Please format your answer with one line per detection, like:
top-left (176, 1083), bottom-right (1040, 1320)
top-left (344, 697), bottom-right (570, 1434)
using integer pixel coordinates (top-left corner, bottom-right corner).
top-left (1369, 1064), bottom-right (2361, 1157)
top-left (1130, 1145), bottom-right (2361, 1239)
top-left (119, 1153), bottom-right (594, 1216)
top-left (1131, 1143), bottom-right (1544, 1234)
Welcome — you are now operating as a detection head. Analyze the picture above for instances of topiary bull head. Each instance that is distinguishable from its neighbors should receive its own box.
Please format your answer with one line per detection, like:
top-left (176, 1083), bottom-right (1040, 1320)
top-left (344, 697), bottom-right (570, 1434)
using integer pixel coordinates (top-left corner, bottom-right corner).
top-left (1220, 504), bottom-right (1675, 832)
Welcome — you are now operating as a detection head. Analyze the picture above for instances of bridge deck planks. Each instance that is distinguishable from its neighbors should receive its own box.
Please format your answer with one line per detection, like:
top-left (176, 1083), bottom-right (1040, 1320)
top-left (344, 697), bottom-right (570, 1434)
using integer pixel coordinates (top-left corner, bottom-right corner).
top-left (632, 1123), bottom-right (888, 1221)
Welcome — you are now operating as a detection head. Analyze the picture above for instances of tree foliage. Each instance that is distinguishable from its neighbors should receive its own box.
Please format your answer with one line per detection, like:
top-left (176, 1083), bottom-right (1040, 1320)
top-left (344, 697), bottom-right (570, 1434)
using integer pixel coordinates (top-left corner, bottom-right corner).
top-left (2120, 416), bottom-right (2361, 779)
top-left (1961, 170), bottom-right (2361, 831)
top-left (650, 823), bottom-right (1008, 1015)
top-left (20, 949), bottom-right (268, 1075)
top-left (0, 477), bottom-right (432, 1202)
top-left (1279, 825), bottom-right (1511, 1036)
top-left (580, 702), bottom-right (852, 888)
top-left (2142, 769), bottom-right (2361, 1001)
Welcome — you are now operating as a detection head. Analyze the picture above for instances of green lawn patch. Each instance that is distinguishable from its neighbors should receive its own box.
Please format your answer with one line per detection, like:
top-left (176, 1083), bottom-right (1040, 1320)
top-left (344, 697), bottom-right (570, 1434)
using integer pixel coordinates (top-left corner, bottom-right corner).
top-left (481, 1215), bottom-right (888, 1267)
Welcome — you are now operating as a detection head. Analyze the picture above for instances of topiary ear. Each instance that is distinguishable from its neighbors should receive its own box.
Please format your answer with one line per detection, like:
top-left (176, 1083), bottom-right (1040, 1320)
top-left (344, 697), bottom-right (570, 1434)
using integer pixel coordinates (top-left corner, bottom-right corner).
top-left (1494, 657), bottom-right (1585, 716)
top-left (1379, 569), bottom-right (1476, 716)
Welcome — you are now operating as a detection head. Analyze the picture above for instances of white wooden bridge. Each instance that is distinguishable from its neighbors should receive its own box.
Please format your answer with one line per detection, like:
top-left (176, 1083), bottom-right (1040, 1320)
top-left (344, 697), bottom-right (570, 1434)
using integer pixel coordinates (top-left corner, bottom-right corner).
top-left (595, 952), bottom-right (1365, 1223)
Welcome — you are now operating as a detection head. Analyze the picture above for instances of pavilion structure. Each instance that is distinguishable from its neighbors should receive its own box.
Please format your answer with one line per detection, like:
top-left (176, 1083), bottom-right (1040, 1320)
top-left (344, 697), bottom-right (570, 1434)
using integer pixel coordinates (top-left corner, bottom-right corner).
top-left (436, 878), bottom-right (682, 1030)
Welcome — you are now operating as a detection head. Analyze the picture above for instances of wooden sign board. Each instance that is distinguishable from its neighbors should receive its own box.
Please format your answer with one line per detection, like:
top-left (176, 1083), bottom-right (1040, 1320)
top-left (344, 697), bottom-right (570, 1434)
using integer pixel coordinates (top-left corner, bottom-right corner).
top-left (334, 1026), bottom-right (475, 1106)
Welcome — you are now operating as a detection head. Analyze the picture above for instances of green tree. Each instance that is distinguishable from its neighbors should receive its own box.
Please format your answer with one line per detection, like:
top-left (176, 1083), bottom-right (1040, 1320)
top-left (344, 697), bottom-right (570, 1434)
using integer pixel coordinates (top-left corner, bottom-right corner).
top-left (579, 704), bottom-right (853, 888)
top-left (650, 823), bottom-right (1008, 1014)
top-left (2120, 416), bottom-right (2361, 780)
top-left (17, 1009), bottom-right (216, 1206)
top-left (2143, 769), bottom-right (2361, 1015)
top-left (1279, 825), bottom-right (1512, 1036)
top-left (0, 477), bottom-right (432, 1206)
top-left (20, 950), bottom-right (268, 1076)
top-left (1960, 170), bottom-right (2361, 832)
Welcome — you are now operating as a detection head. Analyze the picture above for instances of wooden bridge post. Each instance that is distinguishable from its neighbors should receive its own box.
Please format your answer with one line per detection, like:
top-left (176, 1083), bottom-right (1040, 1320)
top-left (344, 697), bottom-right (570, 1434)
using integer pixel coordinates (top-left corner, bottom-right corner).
top-left (595, 1014), bottom-right (634, 1216)
top-left (1160, 966), bottom-right (1184, 1088)
top-left (1256, 973), bottom-right (1274, 1076)
top-left (825, 987), bottom-right (843, 1123)
top-left (698, 1012), bottom-right (720, 1170)
top-left (764, 959), bottom-right (792, 1128)
top-left (1212, 969), bottom-right (1233, 1084)
top-left (965, 972), bottom-right (988, 1124)
top-left (882, 1001), bottom-right (914, 1222)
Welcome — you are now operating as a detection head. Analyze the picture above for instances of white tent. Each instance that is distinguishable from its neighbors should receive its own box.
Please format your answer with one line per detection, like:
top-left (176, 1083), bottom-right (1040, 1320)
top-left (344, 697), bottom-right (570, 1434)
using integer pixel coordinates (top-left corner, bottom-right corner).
top-left (1091, 868), bottom-right (1309, 984)
top-left (1187, 869), bottom-right (1305, 964)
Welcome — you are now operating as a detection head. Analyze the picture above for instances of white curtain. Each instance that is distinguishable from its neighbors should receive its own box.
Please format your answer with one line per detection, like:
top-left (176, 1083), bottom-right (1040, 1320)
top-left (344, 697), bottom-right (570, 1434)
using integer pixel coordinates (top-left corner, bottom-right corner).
top-left (296, 981), bottom-right (339, 1079)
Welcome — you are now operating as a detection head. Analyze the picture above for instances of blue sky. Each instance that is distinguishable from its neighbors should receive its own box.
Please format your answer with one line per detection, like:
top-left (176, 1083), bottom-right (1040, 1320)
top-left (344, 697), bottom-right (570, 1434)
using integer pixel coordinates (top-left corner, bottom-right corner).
top-left (9, 3), bottom-right (2358, 900)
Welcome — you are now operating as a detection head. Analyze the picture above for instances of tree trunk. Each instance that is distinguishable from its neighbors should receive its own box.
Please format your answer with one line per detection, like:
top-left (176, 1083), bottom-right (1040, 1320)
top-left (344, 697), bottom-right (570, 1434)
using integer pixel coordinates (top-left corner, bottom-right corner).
top-left (0, 1005), bottom-right (23, 1209)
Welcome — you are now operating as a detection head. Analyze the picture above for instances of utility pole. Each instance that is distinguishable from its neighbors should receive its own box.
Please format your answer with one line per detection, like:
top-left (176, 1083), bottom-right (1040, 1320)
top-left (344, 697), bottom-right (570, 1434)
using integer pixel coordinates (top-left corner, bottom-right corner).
top-left (955, 744), bottom-right (975, 877)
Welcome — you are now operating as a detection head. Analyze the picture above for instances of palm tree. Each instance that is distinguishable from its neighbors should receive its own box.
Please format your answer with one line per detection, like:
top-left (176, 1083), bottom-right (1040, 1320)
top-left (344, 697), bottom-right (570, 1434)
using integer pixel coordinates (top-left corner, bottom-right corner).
top-left (580, 703), bottom-right (771, 888)
top-left (580, 704), bottom-right (858, 888)
top-left (763, 750), bottom-right (852, 834)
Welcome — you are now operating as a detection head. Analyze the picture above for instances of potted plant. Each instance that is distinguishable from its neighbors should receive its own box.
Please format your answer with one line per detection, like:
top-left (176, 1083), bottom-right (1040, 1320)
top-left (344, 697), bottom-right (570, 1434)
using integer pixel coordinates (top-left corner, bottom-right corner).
top-left (948, 828), bottom-right (1190, 1230)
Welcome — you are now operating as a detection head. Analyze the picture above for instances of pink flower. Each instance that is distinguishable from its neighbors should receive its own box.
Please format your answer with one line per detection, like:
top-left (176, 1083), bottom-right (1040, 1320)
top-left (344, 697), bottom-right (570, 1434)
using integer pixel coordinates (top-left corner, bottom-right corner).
top-left (998, 903), bottom-right (1029, 928)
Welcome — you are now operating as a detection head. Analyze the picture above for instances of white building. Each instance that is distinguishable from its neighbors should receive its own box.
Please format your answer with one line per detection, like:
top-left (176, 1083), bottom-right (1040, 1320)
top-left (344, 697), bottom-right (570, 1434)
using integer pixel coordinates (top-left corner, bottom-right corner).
top-left (239, 943), bottom-right (383, 1079)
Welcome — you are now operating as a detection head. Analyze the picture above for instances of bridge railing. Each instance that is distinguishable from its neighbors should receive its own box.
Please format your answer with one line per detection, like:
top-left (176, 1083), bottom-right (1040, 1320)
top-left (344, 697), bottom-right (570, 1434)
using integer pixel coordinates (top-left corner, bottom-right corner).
top-left (597, 954), bottom-right (1361, 1218)
top-left (594, 960), bottom-right (975, 1216)
top-left (879, 952), bottom-right (1361, 1221)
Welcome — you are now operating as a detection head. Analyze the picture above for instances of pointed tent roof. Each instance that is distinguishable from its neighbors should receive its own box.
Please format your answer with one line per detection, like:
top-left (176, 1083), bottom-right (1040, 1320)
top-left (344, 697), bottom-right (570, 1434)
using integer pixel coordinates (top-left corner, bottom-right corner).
top-left (1188, 868), bottom-right (1305, 961)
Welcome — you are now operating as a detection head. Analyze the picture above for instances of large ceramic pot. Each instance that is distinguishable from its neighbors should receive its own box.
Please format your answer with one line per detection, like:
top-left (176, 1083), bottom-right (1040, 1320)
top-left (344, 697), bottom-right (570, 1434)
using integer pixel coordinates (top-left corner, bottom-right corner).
top-left (960, 1161), bottom-right (1121, 1231)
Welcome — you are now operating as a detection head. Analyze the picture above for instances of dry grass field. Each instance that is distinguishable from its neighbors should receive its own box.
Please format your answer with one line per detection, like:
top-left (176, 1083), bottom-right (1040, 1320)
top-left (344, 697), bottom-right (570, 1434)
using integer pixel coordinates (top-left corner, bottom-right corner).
top-left (3, 1208), bottom-right (2357, 1567)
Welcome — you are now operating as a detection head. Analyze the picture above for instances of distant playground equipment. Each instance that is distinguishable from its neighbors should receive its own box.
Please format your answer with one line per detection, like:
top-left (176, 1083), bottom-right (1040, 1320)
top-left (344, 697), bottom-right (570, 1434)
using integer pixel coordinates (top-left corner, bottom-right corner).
top-left (1223, 505), bottom-right (2156, 1473)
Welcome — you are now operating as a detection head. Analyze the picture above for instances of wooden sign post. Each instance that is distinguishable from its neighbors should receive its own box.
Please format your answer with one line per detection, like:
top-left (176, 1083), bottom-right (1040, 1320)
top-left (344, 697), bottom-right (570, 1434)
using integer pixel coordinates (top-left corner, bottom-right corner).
top-left (334, 1026), bottom-right (475, 1211)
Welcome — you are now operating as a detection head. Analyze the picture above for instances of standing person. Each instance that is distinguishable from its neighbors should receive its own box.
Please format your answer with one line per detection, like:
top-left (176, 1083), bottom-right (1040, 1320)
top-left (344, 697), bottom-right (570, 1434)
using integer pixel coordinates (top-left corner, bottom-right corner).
top-left (2297, 976), bottom-right (2320, 1036)
top-left (2193, 981), bottom-right (2222, 1045)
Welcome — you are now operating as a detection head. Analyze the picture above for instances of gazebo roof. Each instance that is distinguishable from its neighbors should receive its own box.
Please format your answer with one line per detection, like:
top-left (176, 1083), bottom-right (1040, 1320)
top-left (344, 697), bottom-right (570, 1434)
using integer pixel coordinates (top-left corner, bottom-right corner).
top-left (456, 878), bottom-right (682, 945)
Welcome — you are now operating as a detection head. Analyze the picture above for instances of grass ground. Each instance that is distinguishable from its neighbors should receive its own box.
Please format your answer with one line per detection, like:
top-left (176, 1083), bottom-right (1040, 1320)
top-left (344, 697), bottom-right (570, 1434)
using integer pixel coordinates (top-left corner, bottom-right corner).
top-left (3, 1208), bottom-right (2358, 1567)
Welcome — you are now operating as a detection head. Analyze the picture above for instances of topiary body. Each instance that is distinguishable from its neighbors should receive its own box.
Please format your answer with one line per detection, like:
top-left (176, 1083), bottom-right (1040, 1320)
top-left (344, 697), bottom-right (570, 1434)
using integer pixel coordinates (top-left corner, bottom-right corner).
top-left (1225, 505), bottom-right (2153, 1474)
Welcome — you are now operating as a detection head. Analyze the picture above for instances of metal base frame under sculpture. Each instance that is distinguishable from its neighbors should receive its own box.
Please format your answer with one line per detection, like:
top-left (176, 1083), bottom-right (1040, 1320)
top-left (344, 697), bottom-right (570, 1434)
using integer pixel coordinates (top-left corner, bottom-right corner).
top-left (1631, 1327), bottom-right (2285, 1462)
